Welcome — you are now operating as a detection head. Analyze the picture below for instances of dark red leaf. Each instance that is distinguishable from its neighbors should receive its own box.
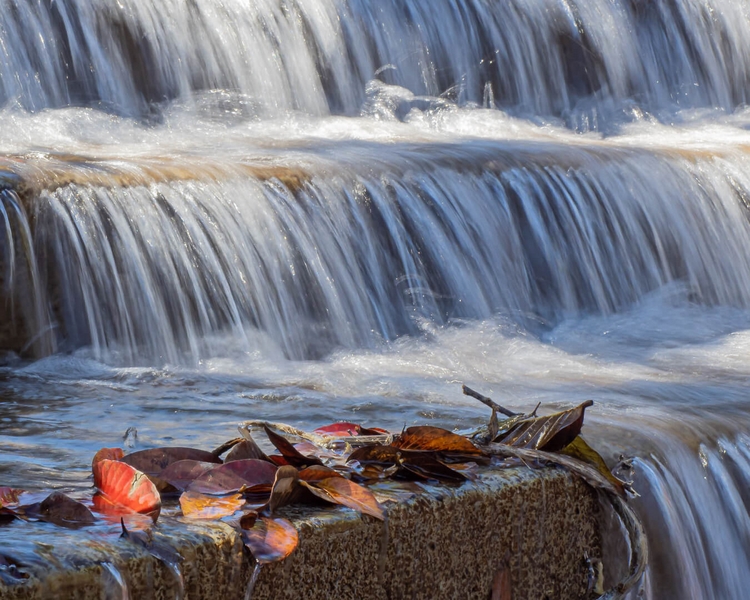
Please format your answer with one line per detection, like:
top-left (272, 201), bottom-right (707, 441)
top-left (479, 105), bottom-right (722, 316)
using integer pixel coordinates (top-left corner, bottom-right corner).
top-left (188, 459), bottom-right (277, 495)
top-left (37, 492), bottom-right (96, 528)
top-left (120, 447), bottom-right (221, 476)
top-left (158, 460), bottom-right (219, 492)
top-left (496, 401), bottom-right (594, 451)
top-left (263, 425), bottom-right (323, 468)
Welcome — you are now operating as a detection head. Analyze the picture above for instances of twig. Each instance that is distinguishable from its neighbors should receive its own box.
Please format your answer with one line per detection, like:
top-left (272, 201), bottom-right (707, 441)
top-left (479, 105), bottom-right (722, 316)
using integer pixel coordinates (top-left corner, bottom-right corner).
top-left (481, 443), bottom-right (647, 599)
top-left (462, 385), bottom-right (518, 417)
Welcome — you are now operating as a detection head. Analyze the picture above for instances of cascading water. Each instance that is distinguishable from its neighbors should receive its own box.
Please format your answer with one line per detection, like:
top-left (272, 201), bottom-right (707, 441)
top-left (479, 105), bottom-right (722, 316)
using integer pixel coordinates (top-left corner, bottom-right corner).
top-left (3, 0), bottom-right (750, 597)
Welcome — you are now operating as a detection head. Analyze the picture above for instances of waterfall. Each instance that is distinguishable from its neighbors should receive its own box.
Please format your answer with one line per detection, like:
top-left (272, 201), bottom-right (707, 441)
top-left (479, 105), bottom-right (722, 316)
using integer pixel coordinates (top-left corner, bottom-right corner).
top-left (4, 0), bottom-right (750, 597)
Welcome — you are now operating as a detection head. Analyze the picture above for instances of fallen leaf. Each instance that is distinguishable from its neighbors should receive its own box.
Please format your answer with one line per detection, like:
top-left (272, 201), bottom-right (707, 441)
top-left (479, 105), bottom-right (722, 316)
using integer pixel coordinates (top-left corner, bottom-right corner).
top-left (266, 466), bottom-right (300, 514)
top-left (561, 436), bottom-right (626, 497)
top-left (347, 445), bottom-right (401, 466)
top-left (225, 439), bottom-right (269, 463)
top-left (158, 460), bottom-right (219, 492)
top-left (0, 488), bottom-right (25, 509)
top-left (93, 459), bottom-right (161, 520)
top-left (263, 425), bottom-right (323, 468)
top-left (393, 426), bottom-right (483, 457)
top-left (398, 454), bottom-right (467, 484)
top-left (301, 477), bottom-right (385, 520)
top-left (188, 459), bottom-right (277, 496)
top-left (92, 448), bottom-right (124, 468)
top-left (37, 492), bottom-right (96, 528)
top-left (298, 465), bottom-right (345, 482)
top-left (180, 491), bottom-right (245, 519)
top-left (120, 447), bottom-right (221, 476)
top-left (241, 516), bottom-right (299, 564)
top-left (496, 400), bottom-right (594, 451)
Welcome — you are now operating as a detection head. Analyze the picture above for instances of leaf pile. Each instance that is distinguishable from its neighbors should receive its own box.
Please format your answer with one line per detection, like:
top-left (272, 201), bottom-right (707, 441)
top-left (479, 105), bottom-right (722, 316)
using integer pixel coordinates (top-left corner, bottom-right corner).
top-left (1, 385), bottom-right (639, 595)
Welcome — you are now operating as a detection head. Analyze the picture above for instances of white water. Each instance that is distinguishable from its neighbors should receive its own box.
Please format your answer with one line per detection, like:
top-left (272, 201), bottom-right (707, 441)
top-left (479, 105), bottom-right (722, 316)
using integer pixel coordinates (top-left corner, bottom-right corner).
top-left (3, 0), bottom-right (750, 598)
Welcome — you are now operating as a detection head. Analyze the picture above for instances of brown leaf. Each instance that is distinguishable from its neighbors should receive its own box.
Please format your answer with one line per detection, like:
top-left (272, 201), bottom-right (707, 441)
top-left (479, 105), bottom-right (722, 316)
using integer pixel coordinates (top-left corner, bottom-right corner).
top-left (188, 459), bottom-right (277, 496)
top-left (266, 466), bottom-right (300, 514)
top-left (347, 445), bottom-right (401, 466)
top-left (225, 439), bottom-right (269, 463)
top-left (298, 465), bottom-right (345, 482)
top-left (241, 516), bottom-right (299, 564)
top-left (120, 447), bottom-right (221, 476)
top-left (495, 400), bottom-right (594, 451)
top-left (180, 491), bottom-right (245, 519)
top-left (263, 425), bottom-right (324, 468)
top-left (38, 492), bottom-right (96, 528)
top-left (399, 454), bottom-right (467, 484)
top-left (561, 436), bottom-right (626, 497)
top-left (301, 477), bottom-right (385, 520)
top-left (393, 426), bottom-right (483, 456)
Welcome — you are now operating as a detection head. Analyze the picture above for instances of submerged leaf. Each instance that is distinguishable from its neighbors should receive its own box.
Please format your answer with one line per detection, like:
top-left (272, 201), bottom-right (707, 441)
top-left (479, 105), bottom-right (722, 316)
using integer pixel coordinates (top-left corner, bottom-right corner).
top-left (241, 516), bottom-right (299, 564)
top-left (301, 477), bottom-right (385, 520)
top-left (496, 400), bottom-right (594, 451)
top-left (93, 459), bottom-right (161, 520)
top-left (37, 492), bottom-right (96, 528)
top-left (188, 459), bottom-right (277, 496)
top-left (180, 491), bottom-right (245, 519)
top-left (561, 436), bottom-right (626, 497)
top-left (264, 425), bottom-right (323, 468)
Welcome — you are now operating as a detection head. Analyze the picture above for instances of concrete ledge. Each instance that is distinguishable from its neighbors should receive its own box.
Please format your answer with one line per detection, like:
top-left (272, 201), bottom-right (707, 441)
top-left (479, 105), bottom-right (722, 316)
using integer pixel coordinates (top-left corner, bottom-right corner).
top-left (0, 467), bottom-right (600, 600)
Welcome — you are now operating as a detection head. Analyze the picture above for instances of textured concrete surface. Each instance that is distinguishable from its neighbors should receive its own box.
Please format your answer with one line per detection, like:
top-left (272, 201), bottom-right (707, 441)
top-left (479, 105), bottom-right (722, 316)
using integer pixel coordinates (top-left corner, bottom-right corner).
top-left (0, 466), bottom-right (600, 600)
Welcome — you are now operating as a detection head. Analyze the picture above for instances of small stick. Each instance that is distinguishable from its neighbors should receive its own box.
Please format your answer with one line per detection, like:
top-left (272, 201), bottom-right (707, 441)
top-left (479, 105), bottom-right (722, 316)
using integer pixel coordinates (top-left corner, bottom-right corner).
top-left (462, 385), bottom-right (518, 418)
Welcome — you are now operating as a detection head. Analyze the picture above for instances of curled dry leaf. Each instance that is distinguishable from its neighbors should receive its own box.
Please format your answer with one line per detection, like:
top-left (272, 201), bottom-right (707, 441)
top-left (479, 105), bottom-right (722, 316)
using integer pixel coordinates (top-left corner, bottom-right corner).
top-left (496, 400), bottom-right (594, 452)
top-left (92, 448), bottom-right (124, 468)
top-left (93, 459), bottom-right (161, 520)
top-left (301, 477), bottom-right (385, 521)
top-left (561, 436), bottom-right (627, 497)
top-left (188, 459), bottom-right (277, 496)
top-left (263, 425), bottom-right (323, 468)
top-left (180, 491), bottom-right (245, 519)
top-left (241, 516), bottom-right (299, 564)
top-left (158, 460), bottom-right (219, 492)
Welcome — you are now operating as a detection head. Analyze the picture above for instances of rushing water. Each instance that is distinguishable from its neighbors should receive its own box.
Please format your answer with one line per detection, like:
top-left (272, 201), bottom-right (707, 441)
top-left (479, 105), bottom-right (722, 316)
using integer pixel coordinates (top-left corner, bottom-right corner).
top-left (3, 0), bottom-right (750, 598)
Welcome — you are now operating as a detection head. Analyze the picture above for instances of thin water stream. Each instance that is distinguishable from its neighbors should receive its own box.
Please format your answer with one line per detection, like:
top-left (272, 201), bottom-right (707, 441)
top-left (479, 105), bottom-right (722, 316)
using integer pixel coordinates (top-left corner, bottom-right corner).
top-left (3, 0), bottom-right (750, 598)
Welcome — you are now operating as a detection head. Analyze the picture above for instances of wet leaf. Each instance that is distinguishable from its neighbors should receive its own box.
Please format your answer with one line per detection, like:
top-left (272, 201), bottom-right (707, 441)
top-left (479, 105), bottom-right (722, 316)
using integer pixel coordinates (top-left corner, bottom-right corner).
top-left (298, 465), bottom-right (345, 482)
top-left (0, 488), bottom-right (25, 510)
top-left (241, 516), bottom-right (299, 564)
top-left (180, 491), bottom-right (245, 519)
top-left (239, 510), bottom-right (258, 530)
top-left (158, 460), bottom-right (219, 492)
top-left (495, 400), bottom-right (594, 452)
top-left (120, 447), bottom-right (221, 476)
top-left (225, 439), bottom-right (268, 463)
top-left (266, 466), bottom-right (300, 514)
top-left (312, 422), bottom-right (385, 437)
top-left (399, 454), bottom-right (467, 484)
top-left (37, 492), bottom-right (96, 528)
top-left (347, 445), bottom-right (401, 466)
top-left (263, 425), bottom-right (323, 468)
top-left (188, 459), bottom-right (277, 496)
top-left (393, 426), bottom-right (483, 457)
top-left (92, 448), bottom-right (124, 468)
top-left (301, 477), bottom-right (385, 520)
top-left (93, 459), bottom-right (161, 520)
top-left (561, 436), bottom-right (626, 497)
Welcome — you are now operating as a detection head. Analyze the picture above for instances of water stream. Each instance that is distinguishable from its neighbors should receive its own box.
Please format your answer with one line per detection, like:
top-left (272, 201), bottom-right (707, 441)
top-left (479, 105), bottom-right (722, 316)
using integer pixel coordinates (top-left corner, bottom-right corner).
top-left (2, 0), bottom-right (750, 597)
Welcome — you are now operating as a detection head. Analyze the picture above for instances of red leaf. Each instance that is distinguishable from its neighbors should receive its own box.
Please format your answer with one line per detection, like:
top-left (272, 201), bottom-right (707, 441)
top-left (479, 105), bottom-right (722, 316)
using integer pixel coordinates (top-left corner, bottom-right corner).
top-left (180, 491), bottom-right (245, 519)
top-left (302, 477), bottom-right (385, 520)
top-left (241, 516), bottom-right (299, 564)
top-left (313, 422), bottom-right (363, 437)
top-left (158, 460), bottom-right (219, 492)
top-left (0, 488), bottom-right (25, 509)
top-left (120, 447), bottom-right (221, 476)
top-left (93, 459), bottom-right (161, 520)
top-left (298, 465), bottom-right (345, 482)
top-left (92, 448), bottom-right (124, 468)
top-left (263, 425), bottom-right (323, 468)
top-left (188, 459), bottom-right (277, 495)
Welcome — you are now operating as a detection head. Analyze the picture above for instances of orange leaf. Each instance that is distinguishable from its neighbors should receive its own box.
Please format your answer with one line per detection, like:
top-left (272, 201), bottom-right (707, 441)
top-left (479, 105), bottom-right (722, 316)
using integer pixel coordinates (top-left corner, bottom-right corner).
top-left (302, 477), bottom-right (385, 520)
top-left (241, 516), bottom-right (299, 564)
top-left (393, 426), bottom-right (482, 456)
top-left (92, 448), bottom-right (124, 468)
top-left (93, 459), bottom-right (161, 520)
top-left (180, 491), bottom-right (245, 519)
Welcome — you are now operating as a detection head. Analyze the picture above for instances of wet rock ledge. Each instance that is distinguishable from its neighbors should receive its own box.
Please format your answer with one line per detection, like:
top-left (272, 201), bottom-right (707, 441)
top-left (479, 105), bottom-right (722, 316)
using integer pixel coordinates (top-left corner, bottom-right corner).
top-left (0, 466), bottom-right (600, 600)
